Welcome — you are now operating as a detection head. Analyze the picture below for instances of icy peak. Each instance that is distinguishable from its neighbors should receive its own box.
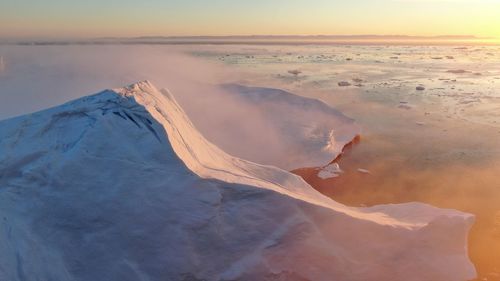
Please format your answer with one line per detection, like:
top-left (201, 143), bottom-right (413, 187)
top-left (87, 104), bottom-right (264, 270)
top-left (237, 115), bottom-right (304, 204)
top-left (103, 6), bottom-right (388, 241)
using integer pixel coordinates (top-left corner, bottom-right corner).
top-left (114, 80), bottom-right (158, 98)
top-left (108, 80), bottom-right (168, 110)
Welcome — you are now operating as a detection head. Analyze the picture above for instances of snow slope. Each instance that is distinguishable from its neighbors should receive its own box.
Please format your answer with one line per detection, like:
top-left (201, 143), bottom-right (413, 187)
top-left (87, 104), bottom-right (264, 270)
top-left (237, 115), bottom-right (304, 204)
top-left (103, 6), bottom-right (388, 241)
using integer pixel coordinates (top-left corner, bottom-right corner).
top-left (177, 84), bottom-right (360, 171)
top-left (0, 81), bottom-right (476, 281)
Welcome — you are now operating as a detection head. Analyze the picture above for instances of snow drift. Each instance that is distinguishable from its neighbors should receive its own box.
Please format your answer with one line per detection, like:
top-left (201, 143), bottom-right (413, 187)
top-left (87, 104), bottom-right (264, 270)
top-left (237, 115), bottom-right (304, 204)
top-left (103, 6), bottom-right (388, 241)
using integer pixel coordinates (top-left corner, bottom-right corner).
top-left (0, 81), bottom-right (476, 281)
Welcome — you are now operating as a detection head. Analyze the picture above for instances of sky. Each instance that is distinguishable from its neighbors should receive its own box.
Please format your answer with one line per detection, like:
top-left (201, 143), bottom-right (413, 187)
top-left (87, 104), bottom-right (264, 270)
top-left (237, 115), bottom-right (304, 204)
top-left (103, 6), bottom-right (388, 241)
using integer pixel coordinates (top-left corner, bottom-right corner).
top-left (0, 0), bottom-right (499, 39)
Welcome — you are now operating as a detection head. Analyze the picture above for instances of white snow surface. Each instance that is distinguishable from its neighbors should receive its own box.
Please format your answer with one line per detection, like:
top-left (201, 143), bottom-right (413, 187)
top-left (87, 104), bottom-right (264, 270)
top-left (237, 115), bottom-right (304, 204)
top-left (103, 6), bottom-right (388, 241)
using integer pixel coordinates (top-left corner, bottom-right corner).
top-left (0, 81), bottom-right (476, 281)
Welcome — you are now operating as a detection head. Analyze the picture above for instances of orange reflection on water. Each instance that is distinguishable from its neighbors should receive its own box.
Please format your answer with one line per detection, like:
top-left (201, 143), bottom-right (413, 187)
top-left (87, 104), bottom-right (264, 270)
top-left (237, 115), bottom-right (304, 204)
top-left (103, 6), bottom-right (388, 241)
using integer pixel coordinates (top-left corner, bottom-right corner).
top-left (293, 138), bottom-right (500, 281)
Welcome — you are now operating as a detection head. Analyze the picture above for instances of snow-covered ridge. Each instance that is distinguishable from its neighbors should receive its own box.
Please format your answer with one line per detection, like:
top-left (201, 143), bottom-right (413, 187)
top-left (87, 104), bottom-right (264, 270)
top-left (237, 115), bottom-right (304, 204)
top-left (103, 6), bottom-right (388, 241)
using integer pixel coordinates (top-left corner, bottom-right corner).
top-left (0, 81), bottom-right (476, 281)
top-left (112, 81), bottom-right (466, 225)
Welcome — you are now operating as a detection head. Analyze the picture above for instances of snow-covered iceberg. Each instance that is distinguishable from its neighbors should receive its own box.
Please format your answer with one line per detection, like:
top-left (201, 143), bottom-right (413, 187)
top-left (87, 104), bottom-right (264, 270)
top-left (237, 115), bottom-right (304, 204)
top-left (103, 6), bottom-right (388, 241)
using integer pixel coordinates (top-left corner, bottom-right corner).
top-left (0, 81), bottom-right (476, 281)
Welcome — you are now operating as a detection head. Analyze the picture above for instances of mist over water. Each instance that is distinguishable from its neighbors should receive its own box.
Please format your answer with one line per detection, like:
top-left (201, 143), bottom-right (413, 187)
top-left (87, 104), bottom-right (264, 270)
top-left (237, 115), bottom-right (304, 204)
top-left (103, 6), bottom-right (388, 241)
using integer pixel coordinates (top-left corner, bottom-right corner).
top-left (1, 43), bottom-right (499, 280)
top-left (0, 45), bottom-right (236, 119)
